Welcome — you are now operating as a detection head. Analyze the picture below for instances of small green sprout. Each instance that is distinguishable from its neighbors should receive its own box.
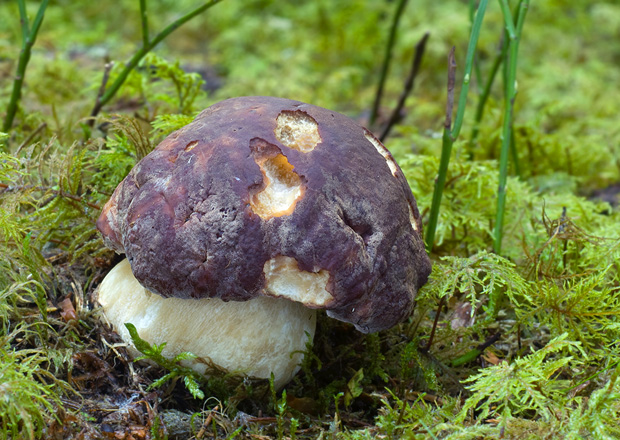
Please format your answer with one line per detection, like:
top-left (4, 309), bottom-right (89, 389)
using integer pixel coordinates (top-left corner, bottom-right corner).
top-left (125, 322), bottom-right (205, 400)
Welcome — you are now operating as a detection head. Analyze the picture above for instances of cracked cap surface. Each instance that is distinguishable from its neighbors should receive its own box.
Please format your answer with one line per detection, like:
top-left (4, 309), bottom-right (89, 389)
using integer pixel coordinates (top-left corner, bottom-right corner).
top-left (97, 96), bottom-right (431, 333)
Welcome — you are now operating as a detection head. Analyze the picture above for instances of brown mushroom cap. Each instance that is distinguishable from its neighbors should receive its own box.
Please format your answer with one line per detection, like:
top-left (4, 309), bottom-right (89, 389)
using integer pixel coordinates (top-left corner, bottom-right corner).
top-left (97, 96), bottom-right (431, 333)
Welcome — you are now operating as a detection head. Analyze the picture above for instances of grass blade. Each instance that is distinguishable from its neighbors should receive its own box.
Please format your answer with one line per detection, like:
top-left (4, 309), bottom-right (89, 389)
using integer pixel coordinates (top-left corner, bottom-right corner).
top-left (493, 0), bottom-right (529, 254)
top-left (425, 0), bottom-right (489, 251)
top-left (2, 0), bottom-right (50, 139)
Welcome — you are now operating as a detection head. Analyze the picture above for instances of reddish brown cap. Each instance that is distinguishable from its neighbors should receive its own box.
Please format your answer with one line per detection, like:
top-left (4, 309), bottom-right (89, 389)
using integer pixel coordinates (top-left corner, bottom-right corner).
top-left (97, 96), bottom-right (431, 333)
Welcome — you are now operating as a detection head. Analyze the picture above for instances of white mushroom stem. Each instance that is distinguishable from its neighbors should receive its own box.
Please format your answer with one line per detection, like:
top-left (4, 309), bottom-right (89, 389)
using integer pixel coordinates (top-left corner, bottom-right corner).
top-left (97, 259), bottom-right (316, 390)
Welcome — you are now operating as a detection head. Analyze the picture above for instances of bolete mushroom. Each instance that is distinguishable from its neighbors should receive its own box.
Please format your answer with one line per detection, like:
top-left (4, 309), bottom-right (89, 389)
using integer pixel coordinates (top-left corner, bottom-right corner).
top-left (96, 96), bottom-right (431, 389)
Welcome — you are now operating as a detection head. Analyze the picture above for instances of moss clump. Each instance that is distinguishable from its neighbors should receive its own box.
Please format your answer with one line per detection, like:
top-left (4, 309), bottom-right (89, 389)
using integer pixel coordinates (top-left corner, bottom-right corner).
top-left (1, 0), bottom-right (620, 438)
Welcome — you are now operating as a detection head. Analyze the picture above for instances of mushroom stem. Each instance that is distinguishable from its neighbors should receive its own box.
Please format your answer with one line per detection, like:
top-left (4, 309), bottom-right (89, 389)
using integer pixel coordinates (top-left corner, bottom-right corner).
top-left (97, 259), bottom-right (316, 389)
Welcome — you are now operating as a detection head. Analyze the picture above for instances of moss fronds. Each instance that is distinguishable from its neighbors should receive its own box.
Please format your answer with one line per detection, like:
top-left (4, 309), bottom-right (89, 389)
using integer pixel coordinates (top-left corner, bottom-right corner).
top-left (0, 340), bottom-right (63, 440)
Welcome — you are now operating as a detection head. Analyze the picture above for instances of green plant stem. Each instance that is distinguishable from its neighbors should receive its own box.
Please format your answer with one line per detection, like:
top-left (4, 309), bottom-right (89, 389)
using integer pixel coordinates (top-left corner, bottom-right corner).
top-left (509, 129), bottom-right (520, 176)
top-left (469, 35), bottom-right (507, 150)
top-left (451, 1), bottom-right (488, 137)
top-left (493, 0), bottom-right (528, 254)
top-left (469, 0), bottom-right (483, 91)
top-left (140, 0), bottom-right (149, 47)
top-left (426, 45), bottom-right (457, 254)
top-left (2, 0), bottom-right (49, 138)
top-left (18, 0), bottom-right (29, 37)
top-left (469, 0), bottom-right (520, 154)
top-left (425, 0), bottom-right (489, 251)
top-left (369, 0), bottom-right (409, 127)
top-left (90, 0), bottom-right (222, 120)
top-left (502, 5), bottom-right (522, 179)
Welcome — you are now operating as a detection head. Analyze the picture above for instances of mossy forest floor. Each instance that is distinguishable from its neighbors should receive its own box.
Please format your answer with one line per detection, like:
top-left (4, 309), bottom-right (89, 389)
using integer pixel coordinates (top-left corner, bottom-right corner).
top-left (1, 1), bottom-right (620, 438)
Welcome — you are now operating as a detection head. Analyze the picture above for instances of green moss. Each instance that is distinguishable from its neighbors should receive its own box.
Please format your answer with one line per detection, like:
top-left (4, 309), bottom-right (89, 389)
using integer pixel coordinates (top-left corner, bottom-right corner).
top-left (1, 0), bottom-right (620, 437)
top-left (0, 346), bottom-right (62, 440)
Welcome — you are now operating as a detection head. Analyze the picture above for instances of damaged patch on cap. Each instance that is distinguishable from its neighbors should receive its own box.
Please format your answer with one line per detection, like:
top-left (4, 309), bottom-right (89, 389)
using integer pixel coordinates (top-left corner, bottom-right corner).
top-left (364, 131), bottom-right (398, 177)
top-left (408, 204), bottom-right (419, 232)
top-left (275, 111), bottom-right (321, 153)
top-left (249, 138), bottom-right (304, 219)
top-left (263, 256), bottom-right (333, 307)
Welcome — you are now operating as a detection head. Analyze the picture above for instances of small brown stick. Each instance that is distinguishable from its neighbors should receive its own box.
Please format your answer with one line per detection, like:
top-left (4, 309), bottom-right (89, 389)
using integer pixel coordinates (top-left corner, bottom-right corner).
top-left (0, 183), bottom-right (100, 211)
top-left (59, 190), bottom-right (101, 211)
top-left (195, 405), bottom-right (219, 439)
top-left (476, 331), bottom-right (502, 354)
top-left (421, 295), bottom-right (447, 353)
top-left (369, 0), bottom-right (410, 127)
top-left (88, 61), bottom-right (114, 126)
top-left (379, 32), bottom-right (430, 142)
top-left (15, 122), bottom-right (47, 155)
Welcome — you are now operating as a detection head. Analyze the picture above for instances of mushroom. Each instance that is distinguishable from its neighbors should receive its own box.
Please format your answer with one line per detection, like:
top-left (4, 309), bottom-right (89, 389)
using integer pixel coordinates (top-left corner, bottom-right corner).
top-left (96, 96), bottom-right (431, 389)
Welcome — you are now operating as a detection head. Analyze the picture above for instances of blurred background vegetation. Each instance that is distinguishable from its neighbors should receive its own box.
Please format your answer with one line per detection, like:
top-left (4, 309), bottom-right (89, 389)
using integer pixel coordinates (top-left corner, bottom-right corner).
top-left (1, 0), bottom-right (620, 438)
top-left (2, 0), bottom-right (620, 186)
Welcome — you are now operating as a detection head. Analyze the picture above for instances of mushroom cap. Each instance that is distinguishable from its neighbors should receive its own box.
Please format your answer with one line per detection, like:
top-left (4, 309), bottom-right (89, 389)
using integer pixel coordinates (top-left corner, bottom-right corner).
top-left (97, 96), bottom-right (431, 333)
